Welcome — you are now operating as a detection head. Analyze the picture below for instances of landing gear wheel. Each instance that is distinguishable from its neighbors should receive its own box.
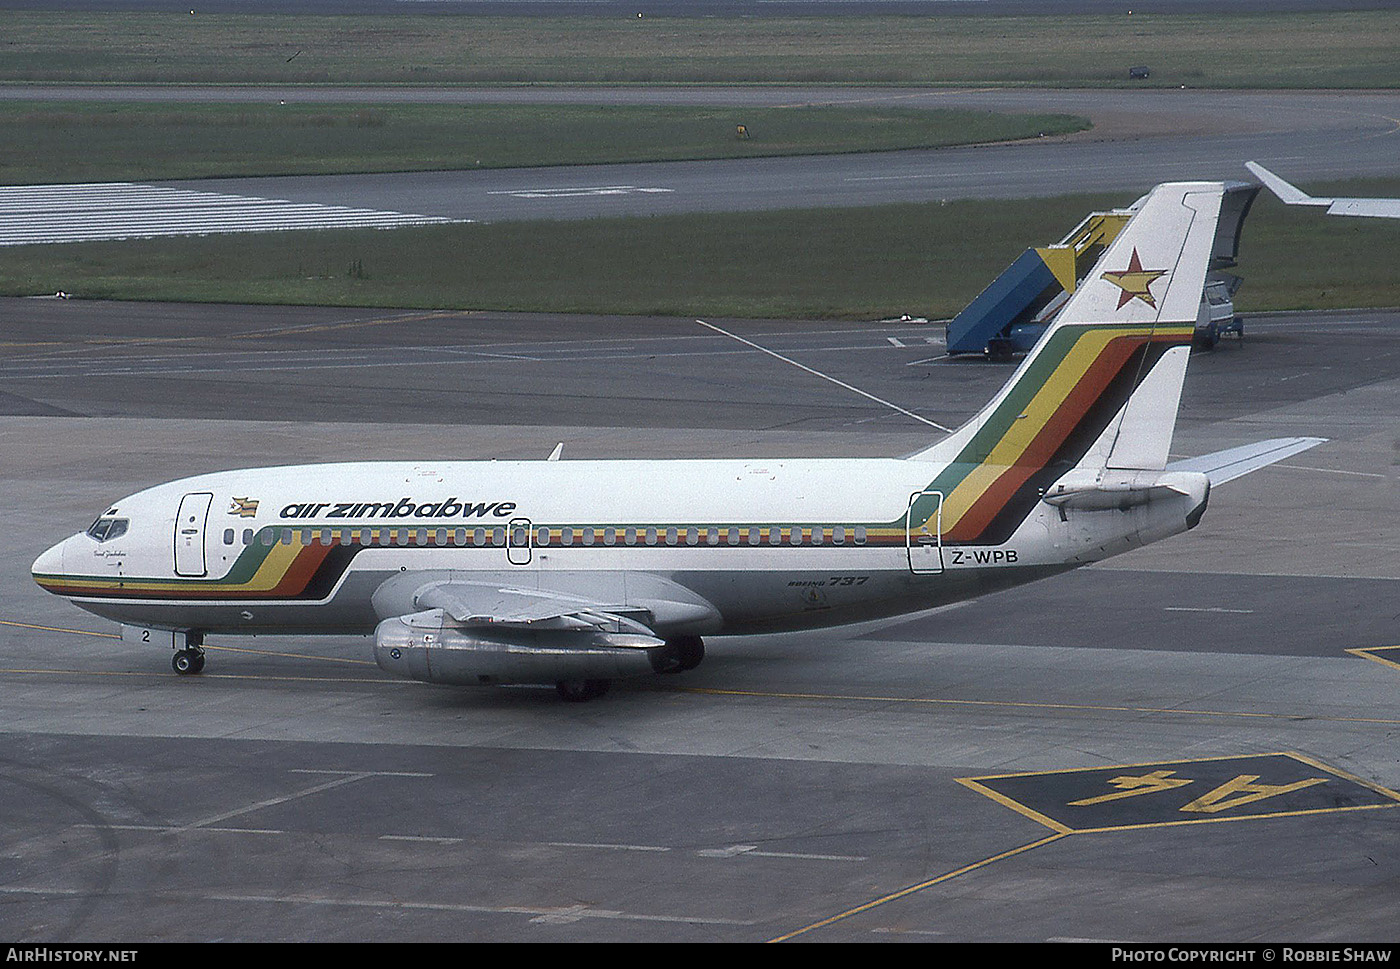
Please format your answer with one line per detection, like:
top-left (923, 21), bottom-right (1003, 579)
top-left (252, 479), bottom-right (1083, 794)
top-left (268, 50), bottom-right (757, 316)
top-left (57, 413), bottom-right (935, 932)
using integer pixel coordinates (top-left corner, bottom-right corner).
top-left (172, 647), bottom-right (205, 675)
top-left (666, 635), bottom-right (705, 673)
top-left (555, 679), bottom-right (611, 702)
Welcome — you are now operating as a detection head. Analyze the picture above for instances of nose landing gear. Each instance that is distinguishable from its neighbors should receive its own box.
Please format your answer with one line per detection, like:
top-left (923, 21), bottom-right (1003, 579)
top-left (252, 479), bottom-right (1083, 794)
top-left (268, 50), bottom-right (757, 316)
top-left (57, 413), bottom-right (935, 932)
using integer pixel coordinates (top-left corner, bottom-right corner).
top-left (171, 633), bottom-right (206, 676)
top-left (172, 646), bottom-right (205, 675)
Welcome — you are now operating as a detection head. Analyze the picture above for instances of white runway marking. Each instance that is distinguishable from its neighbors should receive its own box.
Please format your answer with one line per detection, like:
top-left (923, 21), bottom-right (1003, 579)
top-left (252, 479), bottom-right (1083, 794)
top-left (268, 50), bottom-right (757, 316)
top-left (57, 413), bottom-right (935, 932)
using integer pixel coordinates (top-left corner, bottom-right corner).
top-left (548, 841), bottom-right (672, 852)
top-left (697, 843), bottom-right (867, 862)
top-left (486, 185), bottom-right (674, 199)
top-left (0, 886), bottom-right (755, 927)
top-left (1163, 607), bottom-right (1256, 614)
top-left (0, 182), bottom-right (466, 246)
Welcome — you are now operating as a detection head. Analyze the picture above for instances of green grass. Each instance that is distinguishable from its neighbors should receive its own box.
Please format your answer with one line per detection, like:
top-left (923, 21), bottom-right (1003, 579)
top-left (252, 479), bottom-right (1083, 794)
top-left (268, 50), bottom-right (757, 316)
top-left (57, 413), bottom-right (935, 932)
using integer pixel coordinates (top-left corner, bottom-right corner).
top-left (0, 102), bottom-right (1088, 183)
top-left (4, 180), bottom-right (1397, 319)
top-left (0, 11), bottom-right (1396, 88)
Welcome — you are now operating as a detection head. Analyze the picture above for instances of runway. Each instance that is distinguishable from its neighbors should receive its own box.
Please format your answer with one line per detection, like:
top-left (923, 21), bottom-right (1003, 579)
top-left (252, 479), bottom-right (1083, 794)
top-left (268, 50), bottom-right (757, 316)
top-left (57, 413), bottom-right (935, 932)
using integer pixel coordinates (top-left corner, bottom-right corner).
top-left (99, 87), bottom-right (1400, 217)
top-left (0, 182), bottom-right (467, 247)
top-left (3, 1), bottom-right (1378, 13)
top-left (3, 299), bottom-right (1398, 941)
top-left (3, 87), bottom-right (1398, 238)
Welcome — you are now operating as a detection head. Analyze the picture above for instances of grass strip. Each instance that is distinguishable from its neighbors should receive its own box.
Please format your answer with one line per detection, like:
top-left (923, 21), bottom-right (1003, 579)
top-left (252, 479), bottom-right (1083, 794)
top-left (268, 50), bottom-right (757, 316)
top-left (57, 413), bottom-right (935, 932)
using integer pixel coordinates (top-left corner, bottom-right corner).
top-left (0, 102), bottom-right (1087, 184)
top-left (3, 181), bottom-right (1398, 320)
top-left (0, 11), bottom-right (1396, 88)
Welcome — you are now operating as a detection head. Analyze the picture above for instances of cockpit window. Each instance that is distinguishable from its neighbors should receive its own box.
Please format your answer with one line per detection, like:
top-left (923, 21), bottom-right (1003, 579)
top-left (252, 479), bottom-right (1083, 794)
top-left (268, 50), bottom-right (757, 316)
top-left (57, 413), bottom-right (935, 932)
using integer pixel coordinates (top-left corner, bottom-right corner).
top-left (86, 517), bottom-right (129, 542)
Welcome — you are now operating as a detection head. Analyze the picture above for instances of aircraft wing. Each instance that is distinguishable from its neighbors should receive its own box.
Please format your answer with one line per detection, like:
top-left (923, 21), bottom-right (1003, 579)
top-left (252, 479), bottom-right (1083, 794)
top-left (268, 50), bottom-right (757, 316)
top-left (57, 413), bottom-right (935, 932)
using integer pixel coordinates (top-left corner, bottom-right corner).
top-left (416, 581), bottom-right (656, 633)
top-left (370, 571), bottom-right (722, 687)
top-left (1247, 162), bottom-right (1400, 219)
top-left (1166, 436), bottom-right (1326, 486)
top-left (395, 572), bottom-right (722, 632)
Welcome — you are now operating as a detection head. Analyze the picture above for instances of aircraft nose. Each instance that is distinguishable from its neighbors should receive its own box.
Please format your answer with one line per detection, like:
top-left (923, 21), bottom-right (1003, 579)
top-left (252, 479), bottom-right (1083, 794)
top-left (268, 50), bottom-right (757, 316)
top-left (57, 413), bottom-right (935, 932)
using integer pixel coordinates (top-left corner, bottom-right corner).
top-left (31, 538), bottom-right (66, 588)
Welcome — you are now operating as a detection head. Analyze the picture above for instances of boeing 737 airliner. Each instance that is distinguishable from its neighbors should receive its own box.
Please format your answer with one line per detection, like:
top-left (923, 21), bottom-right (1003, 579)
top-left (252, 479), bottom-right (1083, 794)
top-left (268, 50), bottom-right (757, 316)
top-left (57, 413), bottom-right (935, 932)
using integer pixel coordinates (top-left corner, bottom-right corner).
top-left (32, 182), bottom-right (1322, 700)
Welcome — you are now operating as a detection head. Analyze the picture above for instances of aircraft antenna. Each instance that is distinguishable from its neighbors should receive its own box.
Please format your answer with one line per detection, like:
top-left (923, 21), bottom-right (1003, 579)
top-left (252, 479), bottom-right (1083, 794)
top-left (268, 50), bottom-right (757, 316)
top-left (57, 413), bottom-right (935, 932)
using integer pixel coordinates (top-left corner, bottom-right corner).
top-left (695, 319), bottom-right (953, 433)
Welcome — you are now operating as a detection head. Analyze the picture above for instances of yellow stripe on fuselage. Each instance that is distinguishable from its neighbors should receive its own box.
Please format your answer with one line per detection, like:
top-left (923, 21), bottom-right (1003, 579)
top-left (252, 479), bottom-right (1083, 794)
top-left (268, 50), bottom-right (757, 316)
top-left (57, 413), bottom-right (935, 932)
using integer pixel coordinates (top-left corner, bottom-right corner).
top-left (67, 538), bottom-right (305, 595)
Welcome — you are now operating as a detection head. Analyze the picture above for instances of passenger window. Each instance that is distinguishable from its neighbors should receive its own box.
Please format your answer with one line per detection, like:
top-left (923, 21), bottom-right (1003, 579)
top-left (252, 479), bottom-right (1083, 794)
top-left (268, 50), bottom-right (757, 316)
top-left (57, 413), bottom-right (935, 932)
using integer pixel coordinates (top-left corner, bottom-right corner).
top-left (242, 528), bottom-right (254, 545)
top-left (223, 528), bottom-right (235, 545)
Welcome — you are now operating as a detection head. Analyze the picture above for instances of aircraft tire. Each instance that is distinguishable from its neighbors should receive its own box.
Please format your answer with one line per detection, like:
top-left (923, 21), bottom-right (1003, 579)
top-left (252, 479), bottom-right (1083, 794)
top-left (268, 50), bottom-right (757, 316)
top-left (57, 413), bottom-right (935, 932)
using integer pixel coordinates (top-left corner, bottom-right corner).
top-left (172, 648), bottom-right (204, 675)
top-left (667, 635), bottom-right (705, 672)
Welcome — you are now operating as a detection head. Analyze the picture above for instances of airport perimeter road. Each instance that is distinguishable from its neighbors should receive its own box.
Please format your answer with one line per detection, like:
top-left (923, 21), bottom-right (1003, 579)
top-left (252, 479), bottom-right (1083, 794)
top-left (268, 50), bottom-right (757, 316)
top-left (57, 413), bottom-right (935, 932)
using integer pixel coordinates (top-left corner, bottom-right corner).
top-left (1, 300), bottom-right (1398, 941)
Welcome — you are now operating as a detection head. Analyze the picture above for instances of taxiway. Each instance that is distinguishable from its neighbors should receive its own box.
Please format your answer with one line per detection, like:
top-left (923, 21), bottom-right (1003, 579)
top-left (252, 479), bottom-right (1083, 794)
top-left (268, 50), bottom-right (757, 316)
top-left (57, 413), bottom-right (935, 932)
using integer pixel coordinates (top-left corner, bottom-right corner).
top-left (2, 300), bottom-right (1398, 941)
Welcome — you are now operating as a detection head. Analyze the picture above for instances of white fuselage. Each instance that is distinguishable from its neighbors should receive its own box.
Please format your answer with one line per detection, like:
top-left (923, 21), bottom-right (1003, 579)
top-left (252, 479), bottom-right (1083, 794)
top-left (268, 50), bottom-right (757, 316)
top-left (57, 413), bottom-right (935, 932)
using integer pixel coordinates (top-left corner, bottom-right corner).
top-left (32, 455), bottom-right (1204, 639)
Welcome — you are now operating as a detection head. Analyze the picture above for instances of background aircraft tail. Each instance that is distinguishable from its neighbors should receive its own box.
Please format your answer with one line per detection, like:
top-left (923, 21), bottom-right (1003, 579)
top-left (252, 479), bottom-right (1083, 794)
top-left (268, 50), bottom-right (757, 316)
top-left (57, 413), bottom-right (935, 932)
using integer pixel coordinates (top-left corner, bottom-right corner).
top-left (907, 181), bottom-right (1224, 545)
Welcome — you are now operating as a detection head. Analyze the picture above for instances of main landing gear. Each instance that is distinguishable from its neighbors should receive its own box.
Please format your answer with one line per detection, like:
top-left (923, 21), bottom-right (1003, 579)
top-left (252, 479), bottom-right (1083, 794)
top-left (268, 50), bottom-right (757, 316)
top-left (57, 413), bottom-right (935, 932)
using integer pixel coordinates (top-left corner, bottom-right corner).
top-left (553, 635), bottom-right (707, 702)
top-left (172, 645), bottom-right (206, 675)
top-left (666, 635), bottom-right (705, 673)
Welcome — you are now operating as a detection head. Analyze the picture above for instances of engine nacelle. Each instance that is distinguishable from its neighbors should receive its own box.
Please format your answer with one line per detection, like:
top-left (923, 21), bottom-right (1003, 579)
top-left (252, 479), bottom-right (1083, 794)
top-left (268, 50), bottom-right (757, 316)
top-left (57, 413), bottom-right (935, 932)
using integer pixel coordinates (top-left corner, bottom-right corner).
top-left (373, 609), bottom-right (672, 686)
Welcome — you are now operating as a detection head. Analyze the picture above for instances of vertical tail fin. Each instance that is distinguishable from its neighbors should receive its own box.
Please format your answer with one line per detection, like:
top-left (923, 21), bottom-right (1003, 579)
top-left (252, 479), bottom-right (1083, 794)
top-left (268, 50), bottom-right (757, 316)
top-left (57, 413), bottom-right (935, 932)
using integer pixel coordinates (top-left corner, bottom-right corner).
top-left (907, 181), bottom-right (1224, 545)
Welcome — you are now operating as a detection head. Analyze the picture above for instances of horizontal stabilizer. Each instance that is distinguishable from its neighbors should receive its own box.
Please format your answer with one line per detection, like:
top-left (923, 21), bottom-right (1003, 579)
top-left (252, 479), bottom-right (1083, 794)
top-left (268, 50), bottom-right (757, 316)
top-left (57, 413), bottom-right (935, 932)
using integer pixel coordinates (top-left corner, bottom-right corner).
top-left (1247, 162), bottom-right (1400, 219)
top-left (1166, 437), bottom-right (1326, 485)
